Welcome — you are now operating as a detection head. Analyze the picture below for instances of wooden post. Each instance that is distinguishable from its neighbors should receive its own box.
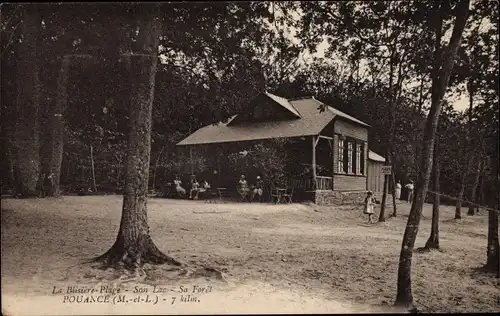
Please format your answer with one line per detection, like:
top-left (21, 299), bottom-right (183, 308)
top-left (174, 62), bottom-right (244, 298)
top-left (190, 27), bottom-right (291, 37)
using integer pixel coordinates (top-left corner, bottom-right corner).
top-left (364, 141), bottom-right (369, 191)
top-left (152, 146), bottom-right (165, 194)
top-left (189, 147), bottom-right (194, 174)
top-left (312, 136), bottom-right (317, 188)
top-left (90, 145), bottom-right (97, 192)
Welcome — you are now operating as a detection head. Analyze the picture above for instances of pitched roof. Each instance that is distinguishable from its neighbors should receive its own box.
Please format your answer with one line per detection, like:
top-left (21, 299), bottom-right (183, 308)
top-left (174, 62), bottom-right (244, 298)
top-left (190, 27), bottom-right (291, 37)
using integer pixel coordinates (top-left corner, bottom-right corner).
top-left (368, 150), bottom-right (386, 162)
top-left (177, 93), bottom-right (370, 146)
top-left (264, 91), bottom-right (302, 118)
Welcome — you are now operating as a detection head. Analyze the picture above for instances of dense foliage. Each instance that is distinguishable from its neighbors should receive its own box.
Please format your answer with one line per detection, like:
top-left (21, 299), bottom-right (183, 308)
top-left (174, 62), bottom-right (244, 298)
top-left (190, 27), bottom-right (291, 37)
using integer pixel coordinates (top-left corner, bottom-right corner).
top-left (0, 1), bottom-right (497, 207)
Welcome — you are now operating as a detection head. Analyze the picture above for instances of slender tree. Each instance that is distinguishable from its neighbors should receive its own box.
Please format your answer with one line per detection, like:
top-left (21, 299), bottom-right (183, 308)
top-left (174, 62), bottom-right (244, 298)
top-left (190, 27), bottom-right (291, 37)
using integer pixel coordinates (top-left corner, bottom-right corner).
top-left (425, 133), bottom-right (440, 249)
top-left (467, 154), bottom-right (482, 216)
top-left (395, 0), bottom-right (470, 308)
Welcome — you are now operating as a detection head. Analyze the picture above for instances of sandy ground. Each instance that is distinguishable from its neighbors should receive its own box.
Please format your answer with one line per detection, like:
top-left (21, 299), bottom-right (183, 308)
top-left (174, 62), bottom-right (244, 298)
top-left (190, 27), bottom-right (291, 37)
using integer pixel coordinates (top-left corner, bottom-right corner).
top-left (1, 196), bottom-right (499, 315)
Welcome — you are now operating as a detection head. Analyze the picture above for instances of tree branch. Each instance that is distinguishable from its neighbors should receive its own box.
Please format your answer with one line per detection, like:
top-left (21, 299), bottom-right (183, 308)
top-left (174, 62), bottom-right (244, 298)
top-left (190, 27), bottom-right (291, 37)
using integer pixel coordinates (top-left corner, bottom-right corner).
top-left (325, 9), bottom-right (386, 48)
top-left (0, 20), bottom-right (21, 58)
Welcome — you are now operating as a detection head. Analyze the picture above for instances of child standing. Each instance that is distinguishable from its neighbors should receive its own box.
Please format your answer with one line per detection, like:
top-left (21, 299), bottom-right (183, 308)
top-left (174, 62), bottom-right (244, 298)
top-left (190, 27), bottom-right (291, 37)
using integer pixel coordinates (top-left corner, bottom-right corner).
top-left (364, 191), bottom-right (376, 224)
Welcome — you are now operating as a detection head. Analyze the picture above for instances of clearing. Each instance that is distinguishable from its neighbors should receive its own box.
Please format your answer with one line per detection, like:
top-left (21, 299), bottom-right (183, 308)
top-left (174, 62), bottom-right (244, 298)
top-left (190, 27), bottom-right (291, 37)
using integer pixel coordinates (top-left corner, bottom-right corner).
top-left (1, 196), bottom-right (499, 315)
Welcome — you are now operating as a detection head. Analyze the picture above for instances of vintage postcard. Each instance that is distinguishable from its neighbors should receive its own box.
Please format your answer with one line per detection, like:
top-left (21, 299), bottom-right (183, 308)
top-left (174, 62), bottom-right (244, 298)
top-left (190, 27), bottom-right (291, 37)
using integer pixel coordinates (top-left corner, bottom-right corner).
top-left (1, 1), bottom-right (499, 315)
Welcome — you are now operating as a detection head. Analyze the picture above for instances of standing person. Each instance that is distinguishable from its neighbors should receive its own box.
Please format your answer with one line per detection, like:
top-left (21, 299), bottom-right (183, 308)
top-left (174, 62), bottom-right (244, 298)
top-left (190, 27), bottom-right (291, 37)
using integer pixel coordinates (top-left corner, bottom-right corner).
top-left (395, 181), bottom-right (402, 200)
top-left (173, 175), bottom-right (186, 197)
top-left (363, 191), bottom-right (376, 224)
top-left (405, 180), bottom-right (414, 204)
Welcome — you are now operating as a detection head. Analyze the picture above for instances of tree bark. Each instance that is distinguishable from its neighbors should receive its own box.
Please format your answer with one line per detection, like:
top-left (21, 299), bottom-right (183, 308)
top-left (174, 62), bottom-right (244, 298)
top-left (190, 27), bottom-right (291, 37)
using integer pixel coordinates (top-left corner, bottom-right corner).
top-left (455, 167), bottom-right (467, 219)
top-left (7, 145), bottom-right (16, 193)
top-left (13, 6), bottom-right (41, 197)
top-left (486, 152), bottom-right (499, 272)
top-left (90, 145), bottom-right (97, 192)
top-left (467, 158), bottom-right (481, 215)
top-left (425, 134), bottom-right (440, 249)
top-left (486, 208), bottom-right (499, 272)
top-left (380, 172), bottom-right (389, 222)
top-left (94, 7), bottom-right (180, 270)
top-left (477, 158), bottom-right (485, 213)
top-left (44, 56), bottom-right (71, 197)
top-left (391, 169), bottom-right (397, 217)
top-left (395, 0), bottom-right (470, 308)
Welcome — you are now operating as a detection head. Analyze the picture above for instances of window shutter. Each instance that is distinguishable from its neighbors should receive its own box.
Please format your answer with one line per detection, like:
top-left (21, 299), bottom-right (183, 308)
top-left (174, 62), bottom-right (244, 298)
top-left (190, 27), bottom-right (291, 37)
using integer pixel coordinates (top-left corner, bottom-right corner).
top-left (360, 143), bottom-right (365, 174)
top-left (352, 141), bottom-right (357, 174)
top-left (343, 140), bottom-right (348, 172)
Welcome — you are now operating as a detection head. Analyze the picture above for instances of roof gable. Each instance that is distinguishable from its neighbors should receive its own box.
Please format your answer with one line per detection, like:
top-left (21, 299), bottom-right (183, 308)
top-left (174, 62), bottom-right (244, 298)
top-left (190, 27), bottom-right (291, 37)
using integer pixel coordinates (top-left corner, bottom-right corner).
top-left (293, 97), bottom-right (370, 127)
top-left (265, 92), bottom-right (302, 118)
top-left (227, 92), bottom-right (301, 126)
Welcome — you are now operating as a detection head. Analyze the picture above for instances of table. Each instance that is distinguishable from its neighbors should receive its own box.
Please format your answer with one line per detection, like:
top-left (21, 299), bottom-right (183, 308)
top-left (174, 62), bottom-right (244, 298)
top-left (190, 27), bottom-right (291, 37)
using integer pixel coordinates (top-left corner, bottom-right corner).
top-left (216, 188), bottom-right (227, 200)
top-left (275, 188), bottom-right (287, 204)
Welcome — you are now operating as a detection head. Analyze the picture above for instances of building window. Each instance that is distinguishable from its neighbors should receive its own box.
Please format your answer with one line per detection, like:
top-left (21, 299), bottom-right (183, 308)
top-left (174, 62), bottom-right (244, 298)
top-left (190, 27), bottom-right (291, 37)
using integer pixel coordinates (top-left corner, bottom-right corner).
top-left (347, 142), bottom-right (353, 173)
top-left (356, 143), bottom-right (362, 174)
top-left (337, 138), bottom-right (344, 173)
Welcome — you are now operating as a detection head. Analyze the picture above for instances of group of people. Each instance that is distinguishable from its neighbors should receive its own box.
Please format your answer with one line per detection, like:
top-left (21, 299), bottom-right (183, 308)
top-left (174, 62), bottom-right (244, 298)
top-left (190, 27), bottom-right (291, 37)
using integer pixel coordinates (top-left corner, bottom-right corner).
top-left (394, 180), bottom-right (414, 203)
top-left (173, 174), bottom-right (210, 200)
top-left (237, 175), bottom-right (264, 202)
top-left (172, 173), bottom-right (265, 201)
top-left (363, 179), bottom-right (415, 224)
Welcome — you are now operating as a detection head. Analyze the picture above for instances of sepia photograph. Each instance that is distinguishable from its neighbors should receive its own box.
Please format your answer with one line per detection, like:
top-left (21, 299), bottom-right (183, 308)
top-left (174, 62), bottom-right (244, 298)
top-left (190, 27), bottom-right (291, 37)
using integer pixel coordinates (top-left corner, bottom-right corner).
top-left (1, 1), bottom-right (499, 315)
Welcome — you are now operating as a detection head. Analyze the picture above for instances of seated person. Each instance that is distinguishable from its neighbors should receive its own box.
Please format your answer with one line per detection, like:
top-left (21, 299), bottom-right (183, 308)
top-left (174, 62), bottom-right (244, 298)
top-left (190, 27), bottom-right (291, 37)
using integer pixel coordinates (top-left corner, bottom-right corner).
top-left (189, 175), bottom-right (200, 200)
top-left (238, 175), bottom-right (250, 199)
top-left (251, 176), bottom-right (264, 201)
top-left (198, 180), bottom-right (211, 199)
top-left (173, 176), bottom-right (186, 197)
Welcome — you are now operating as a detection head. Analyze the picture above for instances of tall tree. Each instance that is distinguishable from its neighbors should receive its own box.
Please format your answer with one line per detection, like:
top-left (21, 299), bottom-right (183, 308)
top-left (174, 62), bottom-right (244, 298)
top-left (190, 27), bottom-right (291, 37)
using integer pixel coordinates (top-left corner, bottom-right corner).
top-left (43, 56), bottom-right (70, 196)
top-left (94, 5), bottom-right (179, 269)
top-left (425, 133), bottom-right (440, 249)
top-left (451, 3), bottom-right (493, 218)
top-left (395, 0), bottom-right (470, 308)
top-left (12, 5), bottom-right (42, 197)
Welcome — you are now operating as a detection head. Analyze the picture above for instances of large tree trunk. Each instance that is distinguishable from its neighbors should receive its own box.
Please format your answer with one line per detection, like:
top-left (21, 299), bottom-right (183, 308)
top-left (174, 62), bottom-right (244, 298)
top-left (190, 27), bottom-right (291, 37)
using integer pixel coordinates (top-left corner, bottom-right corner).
top-left (467, 158), bottom-right (481, 215)
top-left (486, 208), bottom-right (499, 272)
top-left (13, 6), bottom-right (41, 197)
top-left (425, 135), bottom-right (440, 249)
top-left (45, 56), bottom-right (71, 197)
top-left (395, 0), bottom-right (470, 308)
top-left (485, 151), bottom-right (499, 273)
top-left (94, 8), bottom-right (179, 270)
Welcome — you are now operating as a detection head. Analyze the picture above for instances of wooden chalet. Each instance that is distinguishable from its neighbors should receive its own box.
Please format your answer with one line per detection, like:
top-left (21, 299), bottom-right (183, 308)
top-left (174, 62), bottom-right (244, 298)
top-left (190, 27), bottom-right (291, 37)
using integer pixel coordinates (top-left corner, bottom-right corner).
top-left (177, 92), bottom-right (386, 205)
